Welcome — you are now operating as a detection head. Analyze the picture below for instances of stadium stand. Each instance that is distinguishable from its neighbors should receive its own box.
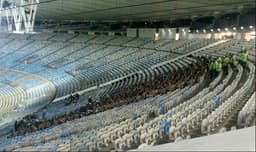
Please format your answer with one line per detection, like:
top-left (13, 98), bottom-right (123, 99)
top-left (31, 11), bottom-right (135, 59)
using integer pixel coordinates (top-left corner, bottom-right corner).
top-left (0, 32), bottom-right (255, 151)
top-left (0, 0), bottom-right (255, 151)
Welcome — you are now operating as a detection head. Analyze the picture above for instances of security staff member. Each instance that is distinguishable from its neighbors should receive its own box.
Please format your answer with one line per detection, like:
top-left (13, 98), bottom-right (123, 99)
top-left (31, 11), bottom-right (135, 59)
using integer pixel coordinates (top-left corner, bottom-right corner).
top-left (239, 48), bottom-right (249, 65)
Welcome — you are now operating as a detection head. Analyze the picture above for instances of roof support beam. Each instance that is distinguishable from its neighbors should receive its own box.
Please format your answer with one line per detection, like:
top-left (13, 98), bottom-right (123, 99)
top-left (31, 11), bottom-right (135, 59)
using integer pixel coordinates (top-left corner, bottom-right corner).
top-left (0, 0), bottom-right (39, 33)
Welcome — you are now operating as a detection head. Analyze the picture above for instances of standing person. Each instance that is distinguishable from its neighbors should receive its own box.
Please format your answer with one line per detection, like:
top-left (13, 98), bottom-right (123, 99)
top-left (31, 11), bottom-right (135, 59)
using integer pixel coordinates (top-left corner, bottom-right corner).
top-left (87, 98), bottom-right (94, 114)
top-left (161, 119), bottom-right (171, 136)
top-left (209, 59), bottom-right (216, 78)
top-left (215, 57), bottom-right (222, 73)
top-left (159, 103), bottom-right (166, 115)
top-left (244, 49), bottom-right (249, 62)
top-left (239, 47), bottom-right (248, 65)
top-left (14, 121), bottom-right (18, 133)
top-left (230, 53), bottom-right (236, 66)
top-left (223, 56), bottom-right (230, 74)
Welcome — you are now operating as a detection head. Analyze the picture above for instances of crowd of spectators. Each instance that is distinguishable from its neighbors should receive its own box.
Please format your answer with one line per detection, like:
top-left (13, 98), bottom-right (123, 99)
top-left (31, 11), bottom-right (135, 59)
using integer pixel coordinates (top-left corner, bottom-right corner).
top-left (10, 57), bottom-right (210, 138)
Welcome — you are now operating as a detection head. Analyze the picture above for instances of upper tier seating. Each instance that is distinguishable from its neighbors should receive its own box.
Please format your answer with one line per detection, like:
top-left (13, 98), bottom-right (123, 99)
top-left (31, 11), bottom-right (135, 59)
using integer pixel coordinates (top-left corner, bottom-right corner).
top-left (123, 38), bottom-right (151, 47)
top-left (29, 33), bottom-right (56, 41)
top-left (87, 35), bottom-right (116, 44)
top-left (68, 34), bottom-right (95, 43)
top-left (106, 37), bottom-right (135, 46)
top-left (49, 33), bottom-right (77, 42)
top-left (141, 39), bottom-right (172, 49)
top-left (197, 39), bottom-right (256, 61)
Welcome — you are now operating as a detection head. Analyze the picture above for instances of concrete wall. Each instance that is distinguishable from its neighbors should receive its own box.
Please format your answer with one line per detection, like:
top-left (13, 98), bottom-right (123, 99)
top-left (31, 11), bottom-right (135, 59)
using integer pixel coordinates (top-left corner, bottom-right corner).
top-left (159, 28), bottom-right (176, 40)
top-left (188, 33), bottom-right (212, 39)
top-left (88, 31), bottom-right (95, 35)
top-left (127, 28), bottom-right (137, 37)
top-left (179, 28), bottom-right (190, 40)
top-left (108, 32), bottom-right (115, 36)
top-left (138, 28), bottom-right (156, 38)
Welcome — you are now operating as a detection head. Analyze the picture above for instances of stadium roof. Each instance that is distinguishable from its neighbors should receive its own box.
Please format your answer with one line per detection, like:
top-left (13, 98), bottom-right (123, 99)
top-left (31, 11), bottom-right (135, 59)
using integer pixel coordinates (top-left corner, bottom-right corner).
top-left (35, 0), bottom-right (255, 21)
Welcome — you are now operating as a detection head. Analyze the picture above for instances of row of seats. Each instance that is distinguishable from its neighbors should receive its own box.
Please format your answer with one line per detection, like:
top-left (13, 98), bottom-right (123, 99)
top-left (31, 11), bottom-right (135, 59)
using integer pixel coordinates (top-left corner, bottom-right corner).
top-left (198, 39), bottom-right (255, 61)
top-left (166, 66), bottom-right (231, 141)
top-left (0, 36), bottom-right (250, 105)
top-left (106, 37), bottom-right (135, 46)
top-left (0, 68), bottom-right (57, 126)
top-left (142, 39), bottom-right (172, 49)
top-left (9, 57), bottom-right (205, 138)
top-left (0, 60), bottom-right (208, 151)
top-left (203, 62), bottom-right (255, 135)
top-left (77, 61), bottom-right (253, 151)
top-left (39, 58), bottom-right (199, 123)
top-left (70, 60), bottom-right (253, 150)
top-left (201, 64), bottom-right (243, 134)
top-left (237, 92), bottom-right (256, 127)
top-left (0, 37), bottom-right (200, 100)
top-left (0, 35), bottom-right (222, 127)
top-left (93, 77), bottom-right (207, 151)
top-left (158, 39), bottom-right (216, 53)
top-left (1, 53), bottom-right (254, 152)
top-left (0, 56), bottom-right (204, 151)
top-left (0, 39), bottom-right (33, 59)
top-left (0, 34), bottom-right (254, 151)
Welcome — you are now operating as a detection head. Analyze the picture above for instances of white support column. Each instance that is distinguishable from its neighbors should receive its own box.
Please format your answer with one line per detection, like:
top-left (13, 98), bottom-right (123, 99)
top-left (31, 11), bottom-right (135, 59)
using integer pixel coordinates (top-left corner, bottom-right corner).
top-left (0, 0), bottom-right (2, 31)
top-left (21, 0), bottom-right (39, 33)
top-left (0, 0), bottom-right (39, 33)
top-left (4, 7), bottom-right (13, 32)
top-left (12, 5), bottom-right (23, 32)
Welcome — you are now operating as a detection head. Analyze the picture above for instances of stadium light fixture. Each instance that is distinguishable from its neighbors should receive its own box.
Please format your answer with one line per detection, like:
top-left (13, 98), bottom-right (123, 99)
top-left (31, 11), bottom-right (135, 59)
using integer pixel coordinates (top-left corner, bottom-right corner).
top-left (240, 26), bottom-right (244, 30)
top-left (210, 29), bottom-right (214, 32)
top-left (220, 32), bottom-right (225, 36)
top-left (175, 33), bottom-right (180, 40)
top-left (196, 30), bottom-right (199, 33)
top-left (225, 28), bottom-right (228, 31)
top-left (217, 28), bottom-right (221, 32)
top-left (154, 33), bottom-right (160, 41)
top-left (233, 27), bottom-right (237, 30)
top-left (226, 32), bottom-right (232, 36)
top-left (203, 29), bottom-right (206, 33)
top-left (249, 26), bottom-right (253, 29)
